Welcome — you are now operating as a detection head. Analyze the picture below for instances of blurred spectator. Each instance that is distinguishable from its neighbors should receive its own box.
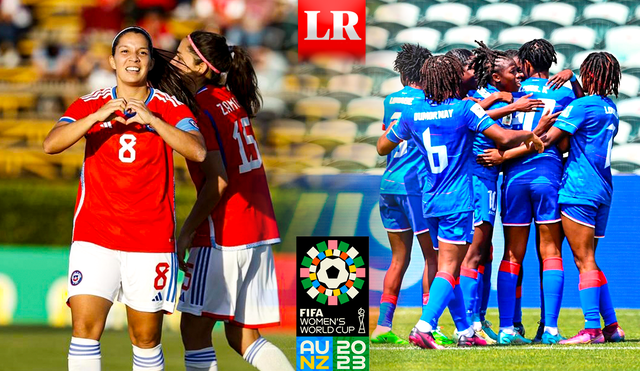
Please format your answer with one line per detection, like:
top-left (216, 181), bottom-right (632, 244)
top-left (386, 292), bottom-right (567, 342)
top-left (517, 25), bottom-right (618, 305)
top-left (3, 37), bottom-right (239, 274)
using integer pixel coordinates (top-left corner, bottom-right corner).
top-left (32, 39), bottom-right (75, 80)
top-left (82, 0), bottom-right (125, 33)
top-left (0, 0), bottom-right (32, 46)
top-left (76, 42), bottom-right (117, 91)
top-left (137, 7), bottom-right (176, 50)
top-left (252, 46), bottom-right (288, 94)
top-left (135, 0), bottom-right (176, 12)
top-left (226, 0), bottom-right (275, 47)
top-left (0, 41), bottom-right (20, 67)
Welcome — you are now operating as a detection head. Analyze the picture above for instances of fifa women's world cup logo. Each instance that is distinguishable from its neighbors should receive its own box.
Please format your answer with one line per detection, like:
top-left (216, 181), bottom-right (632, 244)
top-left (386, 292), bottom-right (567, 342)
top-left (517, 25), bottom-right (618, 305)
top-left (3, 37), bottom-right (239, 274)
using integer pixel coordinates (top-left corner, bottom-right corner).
top-left (299, 239), bottom-right (366, 306)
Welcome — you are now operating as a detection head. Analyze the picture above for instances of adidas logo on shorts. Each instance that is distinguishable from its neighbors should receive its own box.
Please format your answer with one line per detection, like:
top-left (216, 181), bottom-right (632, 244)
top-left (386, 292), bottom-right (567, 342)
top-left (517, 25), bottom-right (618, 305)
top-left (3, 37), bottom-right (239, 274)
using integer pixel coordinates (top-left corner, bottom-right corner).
top-left (151, 292), bottom-right (163, 302)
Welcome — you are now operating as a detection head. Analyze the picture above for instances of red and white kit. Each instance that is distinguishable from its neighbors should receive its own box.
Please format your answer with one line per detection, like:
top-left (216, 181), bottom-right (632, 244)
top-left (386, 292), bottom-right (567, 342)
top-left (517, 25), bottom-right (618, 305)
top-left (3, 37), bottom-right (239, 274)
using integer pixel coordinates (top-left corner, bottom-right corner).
top-left (64, 86), bottom-right (197, 313)
top-left (178, 85), bottom-right (281, 327)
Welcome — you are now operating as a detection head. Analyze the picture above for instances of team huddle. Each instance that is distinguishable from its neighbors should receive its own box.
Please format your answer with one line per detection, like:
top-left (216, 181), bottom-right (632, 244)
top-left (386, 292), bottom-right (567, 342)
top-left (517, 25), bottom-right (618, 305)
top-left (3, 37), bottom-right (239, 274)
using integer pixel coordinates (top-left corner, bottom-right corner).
top-left (372, 39), bottom-right (624, 349)
top-left (43, 27), bottom-right (293, 371)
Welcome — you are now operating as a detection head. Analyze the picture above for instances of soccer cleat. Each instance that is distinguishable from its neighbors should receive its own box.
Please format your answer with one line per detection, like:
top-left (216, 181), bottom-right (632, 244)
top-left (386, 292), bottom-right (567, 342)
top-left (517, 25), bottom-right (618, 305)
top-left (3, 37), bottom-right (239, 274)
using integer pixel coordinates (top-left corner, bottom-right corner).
top-left (432, 327), bottom-right (455, 345)
top-left (514, 322), bottom-right (525, 337)
top-left (498, 330), bottom-right (532, 345)
top-left (408, 327), bottom-right (445, 350)
top-left (559, 329), bottom-right (604, 345)
top-left (475, 328), bottom-right (497, 345)
top-left (541, 332), bottom-right (565, 345)
top-left (603, 324), bottom-right (625, 343)
top-left (457, 333), bottom-right (489, 347)
top-left (371, 331), bottom-right (409, 344)
top-left (532, 322), bottom-right (545, 343)
top-left (481, 320), bottom-right (498, 341)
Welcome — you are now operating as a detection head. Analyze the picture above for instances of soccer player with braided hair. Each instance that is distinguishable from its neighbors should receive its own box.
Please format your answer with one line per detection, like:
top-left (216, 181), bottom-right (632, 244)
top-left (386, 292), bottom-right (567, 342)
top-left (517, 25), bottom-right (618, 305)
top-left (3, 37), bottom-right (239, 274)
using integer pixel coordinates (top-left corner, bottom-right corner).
top-left (538, 52), bottom-right (625, 345)
top-left (474, 39), bottom-right (576, 345)
top-left (377, 55), bottom-right (544, 349)
top-left (372, 43), bottom-right (455, 345)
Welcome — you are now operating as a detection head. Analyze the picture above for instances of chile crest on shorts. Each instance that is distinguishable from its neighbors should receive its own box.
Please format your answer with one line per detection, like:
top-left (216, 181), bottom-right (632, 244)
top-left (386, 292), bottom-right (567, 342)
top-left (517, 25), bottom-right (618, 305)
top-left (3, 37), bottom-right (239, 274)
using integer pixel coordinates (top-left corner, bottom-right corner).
top-left (297, 237), bottom-right (369, 370)
top-left (70, 270), bottom-right (83, 286)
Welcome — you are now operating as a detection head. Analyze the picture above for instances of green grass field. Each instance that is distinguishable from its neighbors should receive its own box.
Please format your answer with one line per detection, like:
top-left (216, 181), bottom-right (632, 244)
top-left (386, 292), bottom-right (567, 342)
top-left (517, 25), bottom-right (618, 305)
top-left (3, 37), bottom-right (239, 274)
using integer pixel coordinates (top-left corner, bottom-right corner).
top-left (1, 308), bottom-right (639, 370)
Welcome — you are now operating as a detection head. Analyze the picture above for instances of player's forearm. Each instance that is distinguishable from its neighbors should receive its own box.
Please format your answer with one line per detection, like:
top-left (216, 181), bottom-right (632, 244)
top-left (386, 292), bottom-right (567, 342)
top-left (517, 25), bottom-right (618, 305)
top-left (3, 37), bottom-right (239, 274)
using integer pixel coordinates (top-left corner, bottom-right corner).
top-left (43, 114), bottom-right (97, 154)
top-left (477, 95), bottom-right (499, 110)
top-left (497, 130), bottom-right (536, 148)
top-left (486, 105), bottom-right (515, 120)
top-left (503, 144), bottom-right (536, 161)
top-left (571, 79), bottom-right (585, 98)
top-left (180, 178), bottom-right (226, 237)
top-left (150, 117), bottom-right (206, 162)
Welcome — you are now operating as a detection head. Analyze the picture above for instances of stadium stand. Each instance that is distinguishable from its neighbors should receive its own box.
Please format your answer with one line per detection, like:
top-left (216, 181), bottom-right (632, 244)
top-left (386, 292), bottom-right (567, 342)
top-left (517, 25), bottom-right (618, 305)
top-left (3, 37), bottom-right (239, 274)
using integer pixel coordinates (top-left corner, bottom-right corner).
top-left (1, 0), bottom-right (639, 178)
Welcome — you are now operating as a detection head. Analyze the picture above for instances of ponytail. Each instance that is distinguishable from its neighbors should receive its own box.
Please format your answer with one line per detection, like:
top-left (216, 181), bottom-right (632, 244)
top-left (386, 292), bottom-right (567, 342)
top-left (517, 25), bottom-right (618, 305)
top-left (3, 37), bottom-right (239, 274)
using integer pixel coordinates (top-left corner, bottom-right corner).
top-left (227, 45), bottom-right (261, 117)
top-left (187, 31), bottom-right (262, 117)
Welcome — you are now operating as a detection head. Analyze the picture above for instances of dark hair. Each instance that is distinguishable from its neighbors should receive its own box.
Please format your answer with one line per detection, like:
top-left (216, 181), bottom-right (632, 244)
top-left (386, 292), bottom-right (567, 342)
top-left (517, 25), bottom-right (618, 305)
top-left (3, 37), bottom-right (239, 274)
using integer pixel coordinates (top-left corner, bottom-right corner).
top-left (580, 52), bottom-right (621, 97)
top-left (394, 43), bottom-right (432, 86)
top-left (470, 40), bottom-right (512, 89)
top-left (111, 27), bottom-right (199, 115)
top-left (518, 39), bottom-right (557, 72)
top-left (504, 49), bottom-right (519, 59)
top-left (420, 55), bottom-right (463, 104)
top-left (187, 31), bottom-right (261, 117)
top-left (445, 48), bottom-right (473, 66)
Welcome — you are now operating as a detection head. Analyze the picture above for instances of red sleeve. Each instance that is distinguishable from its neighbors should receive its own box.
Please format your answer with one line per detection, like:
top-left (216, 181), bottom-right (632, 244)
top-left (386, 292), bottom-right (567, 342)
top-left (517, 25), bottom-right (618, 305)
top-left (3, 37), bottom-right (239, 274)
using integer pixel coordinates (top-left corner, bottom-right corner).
top-left (198, 109), bottom-right (220, 151)
top-left (162, 99), bottom-right (197, 128)
top-left (59, 98), bottom-right (92, 123)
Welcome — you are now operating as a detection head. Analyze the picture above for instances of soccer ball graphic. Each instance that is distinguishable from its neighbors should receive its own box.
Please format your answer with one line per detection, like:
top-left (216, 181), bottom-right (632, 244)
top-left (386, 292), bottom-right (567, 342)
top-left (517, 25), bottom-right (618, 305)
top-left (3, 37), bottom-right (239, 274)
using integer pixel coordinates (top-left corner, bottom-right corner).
top-left (316, 257), bottom-right (349, 290)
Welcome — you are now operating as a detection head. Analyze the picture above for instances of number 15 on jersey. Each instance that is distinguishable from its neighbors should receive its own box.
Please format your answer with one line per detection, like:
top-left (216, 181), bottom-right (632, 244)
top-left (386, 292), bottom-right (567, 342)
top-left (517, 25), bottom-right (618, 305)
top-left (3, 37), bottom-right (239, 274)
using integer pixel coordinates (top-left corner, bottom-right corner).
top-left (232, 117), bottom-right (263, 174)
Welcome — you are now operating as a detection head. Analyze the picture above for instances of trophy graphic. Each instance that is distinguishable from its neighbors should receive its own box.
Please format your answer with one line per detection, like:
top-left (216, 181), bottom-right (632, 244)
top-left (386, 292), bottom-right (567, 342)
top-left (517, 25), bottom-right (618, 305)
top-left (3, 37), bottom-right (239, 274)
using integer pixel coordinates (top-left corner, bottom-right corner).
top-left (358, 307), bottom-right (366, 334)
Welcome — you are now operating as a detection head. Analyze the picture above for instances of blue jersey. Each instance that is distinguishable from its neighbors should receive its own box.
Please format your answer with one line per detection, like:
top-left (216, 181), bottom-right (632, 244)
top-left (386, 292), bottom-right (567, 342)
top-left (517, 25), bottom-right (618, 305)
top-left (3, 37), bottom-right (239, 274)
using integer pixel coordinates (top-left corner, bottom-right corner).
top-left (554, 95), bottom-right (619, 205)
top-left (472, 85), bottom-right (516, 181)
top-left (503, 77), bottom-right (575, 184)
top-left (381, 86), bottom-right (428, 195)
top-left (387, 99), bottom-right (497, 217)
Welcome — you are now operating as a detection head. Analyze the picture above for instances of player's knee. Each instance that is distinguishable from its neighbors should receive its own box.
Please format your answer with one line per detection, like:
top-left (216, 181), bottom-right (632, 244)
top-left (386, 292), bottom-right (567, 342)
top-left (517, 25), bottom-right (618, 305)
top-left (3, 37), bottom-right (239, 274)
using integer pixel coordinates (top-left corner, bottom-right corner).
top-left (130, 328), bottom-right (161, 348)
top-left (224, 329), bottom-right (243, 354)
top-left (71, 320), bottom-right (103, 340)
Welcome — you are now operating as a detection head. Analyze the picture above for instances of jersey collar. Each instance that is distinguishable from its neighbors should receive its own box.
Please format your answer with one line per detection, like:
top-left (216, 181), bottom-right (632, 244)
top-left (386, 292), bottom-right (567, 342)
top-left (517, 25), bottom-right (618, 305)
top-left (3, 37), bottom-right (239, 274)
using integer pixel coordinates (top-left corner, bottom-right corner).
top-left (111, 86), bottom-right (155, 105)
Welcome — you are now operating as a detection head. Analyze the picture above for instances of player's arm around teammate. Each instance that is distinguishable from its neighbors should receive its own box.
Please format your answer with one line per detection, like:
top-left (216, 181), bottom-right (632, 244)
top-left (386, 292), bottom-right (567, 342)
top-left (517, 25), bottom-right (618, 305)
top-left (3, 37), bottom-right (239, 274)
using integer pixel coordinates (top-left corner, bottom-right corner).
top-left (172, 31), bottom-right (293, 371)
top-left (43, 27), bottom-right (204, 371)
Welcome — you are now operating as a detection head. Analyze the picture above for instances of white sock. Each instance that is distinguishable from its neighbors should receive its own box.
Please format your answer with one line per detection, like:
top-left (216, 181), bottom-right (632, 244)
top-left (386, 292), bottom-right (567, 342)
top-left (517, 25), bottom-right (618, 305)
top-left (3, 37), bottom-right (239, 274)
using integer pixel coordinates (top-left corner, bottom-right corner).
top-left (459, 326), bottom-right (474, 338)
top-left (500, 326), bottom-right (515, 335)
top-left (473, 321), bottom-right (482, 331)
top-left (415, 320), bottom-right (433, 333)
top-left (544, 326), bottom-right (559, 336)
top-left (132, 344), bottom-right (164, 371)
top-left (185, 347), bottom-right (218, 371)
top-left (243, 337), bottom-right (293, 371)
top-left (68, 337), bottom-right (101, 371)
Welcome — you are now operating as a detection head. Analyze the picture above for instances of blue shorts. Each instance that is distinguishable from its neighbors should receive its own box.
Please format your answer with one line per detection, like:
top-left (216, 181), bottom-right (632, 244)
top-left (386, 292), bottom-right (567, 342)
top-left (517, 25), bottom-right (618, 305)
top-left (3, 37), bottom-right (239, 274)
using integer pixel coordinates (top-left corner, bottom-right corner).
top-left (473, 176), bottom-right (498, 226)
top-left (559, 196), bottom-right (610, 238)
top-left (380, 194), bottom-right (430, 235)
top-left (425, 211), bottom-right (474, 249)
top-left (501, 182), bottom-right (561, 226)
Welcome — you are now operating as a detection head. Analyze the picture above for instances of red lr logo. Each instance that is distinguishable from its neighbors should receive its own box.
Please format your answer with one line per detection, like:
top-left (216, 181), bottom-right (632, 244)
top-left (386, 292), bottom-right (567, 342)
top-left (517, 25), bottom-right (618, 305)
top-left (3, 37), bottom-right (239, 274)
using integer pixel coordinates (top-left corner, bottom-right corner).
top-left (298, 0), bottom-right (366, 61)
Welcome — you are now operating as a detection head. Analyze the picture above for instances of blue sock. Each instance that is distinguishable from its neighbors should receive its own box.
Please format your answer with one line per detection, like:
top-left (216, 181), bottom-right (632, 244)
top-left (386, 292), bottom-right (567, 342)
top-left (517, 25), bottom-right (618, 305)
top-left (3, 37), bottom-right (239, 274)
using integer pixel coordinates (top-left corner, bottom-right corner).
top-left (420, 272), bottom-right (455, 327)
top-left (377, 294), bottom-right (398, 328)
top-left (599, 271), bottom-right (617, 326)
top-left (460, 267), bottom-right (479, 324)
top-left (449, 281), bottom-right (471, 331)
top-left (480, 261), bottom-right (492, 321)
top-left (514, 284), bottom-right (522, 324)
top-left (475, 268), bottom-right (484, 323)
top-left (542, 257), bottom-right (564, 328)
top-left (498, 260), bottom-right (520, 328)
top-left (540, 282), bottom-right (545, 325)
top-left (579, 271), bottom-right (602, 329)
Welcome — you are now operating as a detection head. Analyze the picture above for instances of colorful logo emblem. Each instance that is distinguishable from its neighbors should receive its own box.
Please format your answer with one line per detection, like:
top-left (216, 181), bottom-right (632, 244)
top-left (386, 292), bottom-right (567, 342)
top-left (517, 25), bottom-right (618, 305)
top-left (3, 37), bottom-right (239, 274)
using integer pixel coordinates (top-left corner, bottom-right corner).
top-left (70, 270), bottom-right (83, 286)
top-left (300, 239), bottom-right (366, 306)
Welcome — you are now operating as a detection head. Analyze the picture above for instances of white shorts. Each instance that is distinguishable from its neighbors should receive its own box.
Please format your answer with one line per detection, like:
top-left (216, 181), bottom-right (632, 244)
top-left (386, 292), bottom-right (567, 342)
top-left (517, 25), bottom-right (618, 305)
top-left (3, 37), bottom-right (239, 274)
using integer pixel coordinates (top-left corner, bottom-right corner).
top-left (177, 245), bottom-right (281, 328)
top-left (67, 241), bottom-right (179, 313)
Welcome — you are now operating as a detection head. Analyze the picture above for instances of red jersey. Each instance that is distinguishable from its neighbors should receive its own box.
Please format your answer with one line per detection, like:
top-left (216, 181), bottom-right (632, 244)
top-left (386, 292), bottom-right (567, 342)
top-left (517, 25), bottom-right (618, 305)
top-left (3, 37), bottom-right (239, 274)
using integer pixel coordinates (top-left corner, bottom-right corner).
top-left (60, 86), bottom-right (197, 253)
top-left (188, 85), bottom-right (280, 249)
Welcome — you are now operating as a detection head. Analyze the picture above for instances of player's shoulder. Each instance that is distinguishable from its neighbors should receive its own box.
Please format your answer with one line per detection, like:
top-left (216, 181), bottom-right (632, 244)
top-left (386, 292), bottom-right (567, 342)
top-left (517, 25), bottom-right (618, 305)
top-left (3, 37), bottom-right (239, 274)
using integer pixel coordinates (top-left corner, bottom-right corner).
top-left (150, 88), bottom-right (185, 108)
top-left (79, 86), bottom-right (114, 103)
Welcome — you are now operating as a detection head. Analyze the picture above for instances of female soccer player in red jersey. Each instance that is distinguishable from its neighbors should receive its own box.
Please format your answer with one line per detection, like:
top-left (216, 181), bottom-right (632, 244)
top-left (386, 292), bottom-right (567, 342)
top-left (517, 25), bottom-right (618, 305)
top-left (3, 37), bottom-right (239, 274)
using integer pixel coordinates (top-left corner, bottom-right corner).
top-left (43, 27), bottom-right (206, 371)
top-left (171, 31), bottom-right (293, 371)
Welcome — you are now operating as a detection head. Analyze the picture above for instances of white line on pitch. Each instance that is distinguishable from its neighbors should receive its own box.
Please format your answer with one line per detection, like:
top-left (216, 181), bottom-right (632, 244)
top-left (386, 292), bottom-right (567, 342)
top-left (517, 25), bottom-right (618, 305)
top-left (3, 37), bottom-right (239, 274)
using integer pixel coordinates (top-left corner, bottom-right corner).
top-left (371, 346), bottom-right (640, 351)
